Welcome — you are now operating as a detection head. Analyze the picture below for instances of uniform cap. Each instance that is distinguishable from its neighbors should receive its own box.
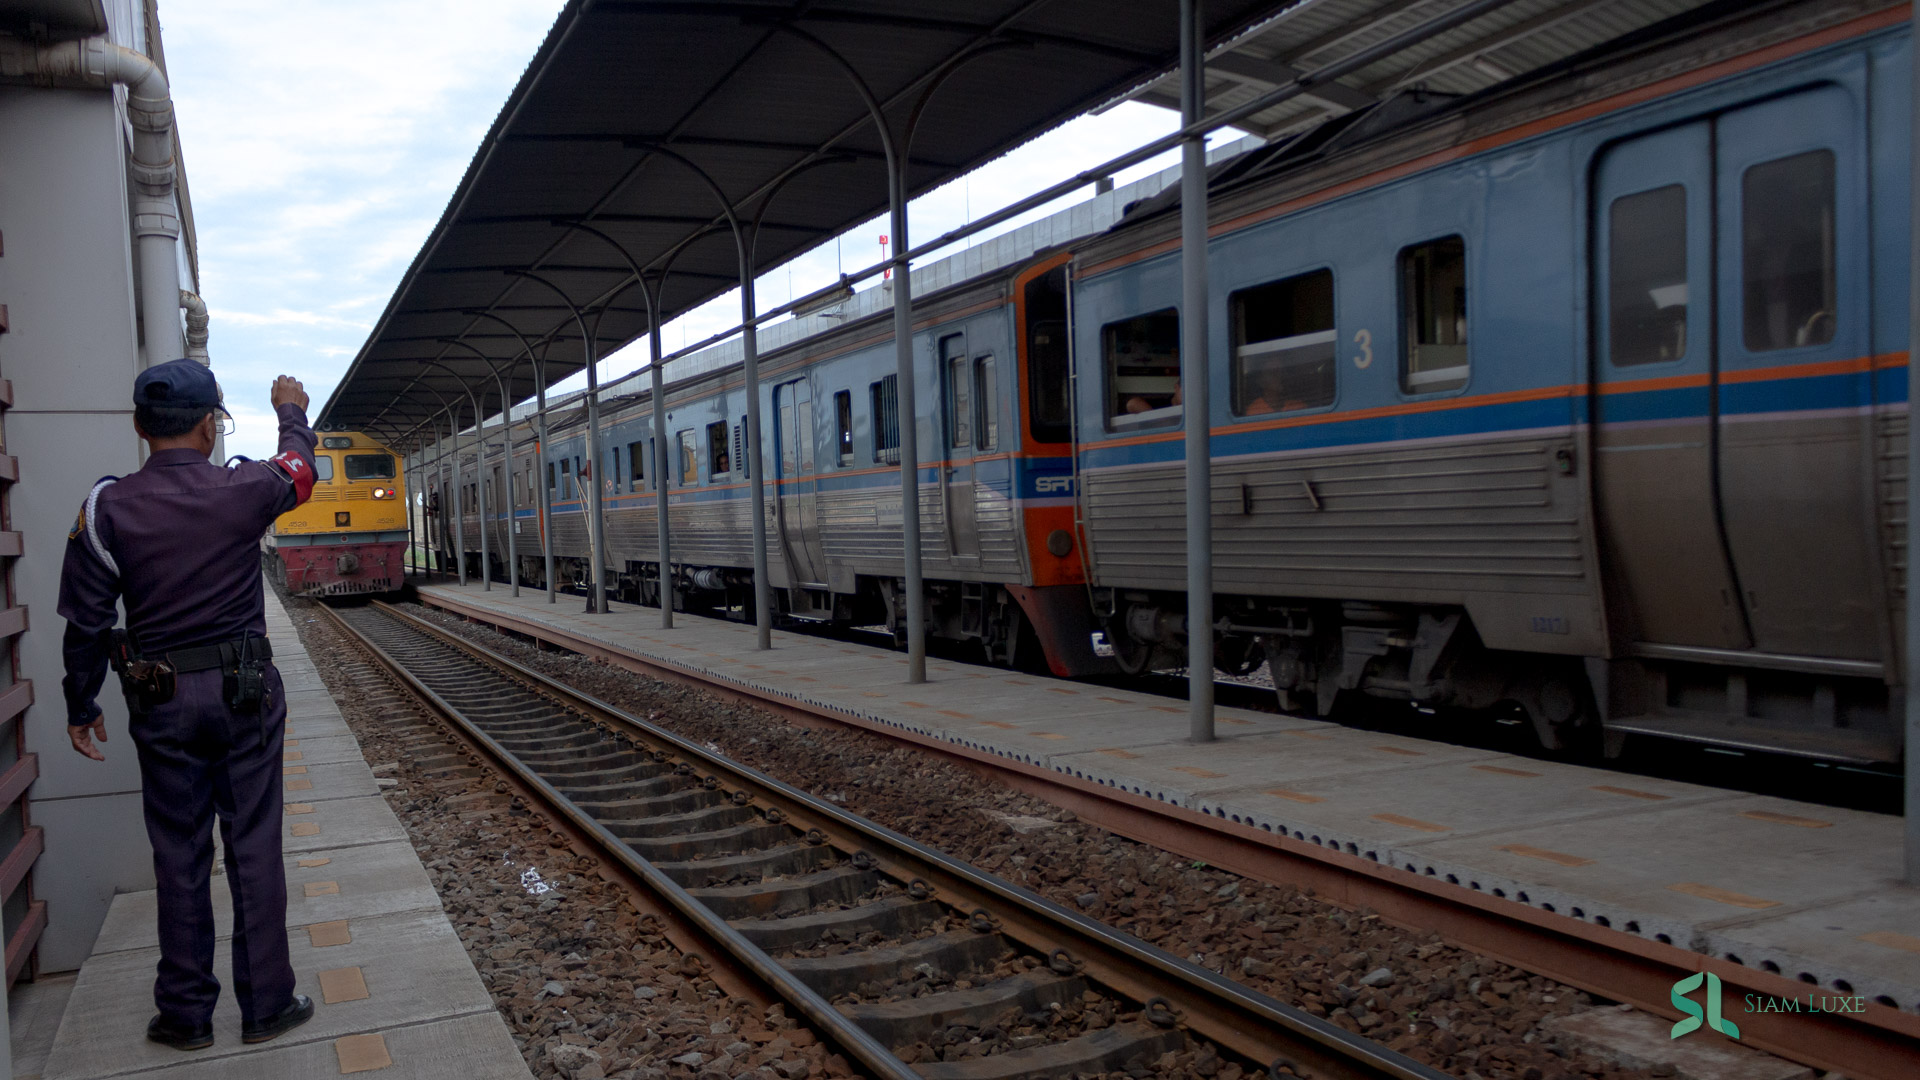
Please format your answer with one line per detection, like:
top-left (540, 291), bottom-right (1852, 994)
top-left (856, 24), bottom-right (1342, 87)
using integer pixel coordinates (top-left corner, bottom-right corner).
top-left (133, 358), bottom-right (231, 416)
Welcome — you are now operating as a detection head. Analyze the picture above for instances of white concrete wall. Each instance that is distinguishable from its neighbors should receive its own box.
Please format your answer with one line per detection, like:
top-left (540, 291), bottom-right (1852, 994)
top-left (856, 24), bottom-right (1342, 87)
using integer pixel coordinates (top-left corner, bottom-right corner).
top-left (0, 85), bottom-right (157, 973)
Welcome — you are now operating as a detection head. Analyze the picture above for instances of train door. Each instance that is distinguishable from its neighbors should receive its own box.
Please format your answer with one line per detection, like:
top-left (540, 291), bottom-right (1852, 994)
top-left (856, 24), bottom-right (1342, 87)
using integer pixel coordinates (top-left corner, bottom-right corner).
top-left (1592, 121), bottom-right (1747, 649)
top-left (775, 379), bottom-right (827, 586)
top-left (940, 333), bottom-right (980, 561)
top-left (1593, 84), bottom-right (1877, 662)
top-left (1711, 85), bottom-right (1877, 660)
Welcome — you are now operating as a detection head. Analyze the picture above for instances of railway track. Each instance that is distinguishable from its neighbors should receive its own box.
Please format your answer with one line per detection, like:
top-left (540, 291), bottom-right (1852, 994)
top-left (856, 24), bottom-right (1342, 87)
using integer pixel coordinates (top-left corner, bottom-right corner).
top-left (317, 599), bottom-right (1444, 1080)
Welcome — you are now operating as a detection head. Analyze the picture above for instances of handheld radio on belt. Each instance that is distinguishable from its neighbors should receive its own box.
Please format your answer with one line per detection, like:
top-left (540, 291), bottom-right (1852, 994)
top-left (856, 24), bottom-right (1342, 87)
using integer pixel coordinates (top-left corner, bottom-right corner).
top-left (108, 629), bottom-right (274, 716)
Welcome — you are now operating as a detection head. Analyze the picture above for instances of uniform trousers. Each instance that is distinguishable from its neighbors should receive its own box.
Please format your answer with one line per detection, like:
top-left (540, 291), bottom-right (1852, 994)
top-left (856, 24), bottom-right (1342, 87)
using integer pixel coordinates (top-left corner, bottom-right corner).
top-left (128, 665), bottom-right (294, 1027)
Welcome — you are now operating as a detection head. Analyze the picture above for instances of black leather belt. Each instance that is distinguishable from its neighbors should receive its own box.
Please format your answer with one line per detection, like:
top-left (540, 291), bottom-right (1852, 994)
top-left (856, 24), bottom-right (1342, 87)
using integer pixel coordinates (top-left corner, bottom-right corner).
top-left (160, 637), bottom-right (273, 674)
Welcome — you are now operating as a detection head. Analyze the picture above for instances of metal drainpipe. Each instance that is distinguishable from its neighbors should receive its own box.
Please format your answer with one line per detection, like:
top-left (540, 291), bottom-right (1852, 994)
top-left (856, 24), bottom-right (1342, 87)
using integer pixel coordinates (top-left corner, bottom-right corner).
top-left (0, 36), bottom-right (185, 364)
top-left (180, 290), bottom-right (209, 361)
top-left (1180, 0), bottom-right (1215, 743)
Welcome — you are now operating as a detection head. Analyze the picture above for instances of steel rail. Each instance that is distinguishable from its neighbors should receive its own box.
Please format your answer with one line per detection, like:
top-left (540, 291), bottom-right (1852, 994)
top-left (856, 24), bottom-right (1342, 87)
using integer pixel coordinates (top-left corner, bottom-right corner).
top-left (358, 598), bottom-right (1444, 1080)
top-left (410, 586), bottom-right (1920, 1080)
top-left (313, 601), bottom-right (922, 1080)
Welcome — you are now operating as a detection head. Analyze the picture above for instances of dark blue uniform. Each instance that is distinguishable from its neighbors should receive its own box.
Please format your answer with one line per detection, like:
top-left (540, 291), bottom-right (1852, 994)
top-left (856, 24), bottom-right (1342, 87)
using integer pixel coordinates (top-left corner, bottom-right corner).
top-left (58, 400), bottom-right (316, 1033)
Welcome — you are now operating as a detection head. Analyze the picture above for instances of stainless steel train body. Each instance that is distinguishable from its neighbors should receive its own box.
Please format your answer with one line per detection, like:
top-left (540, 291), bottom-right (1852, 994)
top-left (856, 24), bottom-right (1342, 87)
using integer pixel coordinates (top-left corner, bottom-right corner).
top-left (432, 0), bottom-right (1914, 763)
top-left (436, 260), bottom-right (1101, 674)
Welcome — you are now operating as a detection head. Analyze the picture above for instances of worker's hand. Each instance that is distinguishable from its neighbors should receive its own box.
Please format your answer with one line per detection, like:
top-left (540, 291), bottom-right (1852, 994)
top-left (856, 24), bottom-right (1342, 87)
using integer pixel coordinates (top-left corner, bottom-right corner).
top-left (271, 375), bottom-right (309, 412)
top-left (68, 710), bottom-right (108, 762)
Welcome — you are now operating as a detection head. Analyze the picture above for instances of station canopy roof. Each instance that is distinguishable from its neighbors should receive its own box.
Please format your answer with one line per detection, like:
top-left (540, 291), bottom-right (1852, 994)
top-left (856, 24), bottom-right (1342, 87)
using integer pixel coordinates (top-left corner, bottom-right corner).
top-left (323, 0), bottom-right (1737, 452)
top-left (319, 0), bottom-right (1313, 448)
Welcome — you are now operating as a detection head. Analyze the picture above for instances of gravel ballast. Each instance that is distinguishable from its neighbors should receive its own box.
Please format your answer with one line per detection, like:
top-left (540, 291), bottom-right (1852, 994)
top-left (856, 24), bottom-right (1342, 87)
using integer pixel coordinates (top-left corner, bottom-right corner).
top-left (388, 601), bottom-right (1703, 1080)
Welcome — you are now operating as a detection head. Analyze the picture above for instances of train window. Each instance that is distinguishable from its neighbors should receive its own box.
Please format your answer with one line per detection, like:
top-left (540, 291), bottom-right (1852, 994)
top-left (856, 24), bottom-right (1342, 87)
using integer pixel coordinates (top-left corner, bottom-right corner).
top-left (559, 457), bottom-right (571, 499)
top-left (871, 375), bottom-right (900, 464)
top-left (547, 462), bottom-right (556, 492)
top-left (1025, 266), bottom-right (1071, 444)
top-left (1743, 150), bottom-right (1835, 351)
top-left (627, 440), bottom-right (645, 487)
top-left (1104, 309), bottom-right (1181, 429)
top-left (575, 457), bottom-right (583, 497)
top-left (834, 391), bottom-right (853, 465)
top-left (944, 335), bottom-right (972, 450)
top-left (1609, 185), bottom-right (1689, 365)
top-left (343, 453), bottom-right (394, 481)
top-left (1231, 269), bottom-right (1336, 414)
top-left (1399, 236), bottom-right (1468, 393)
top-left (678, 430), bottom-right (697, 486)
top-left (313, 456), bottom-right (335, 482)
top-left (707, 420), bottom-right (730, 478)
top-left (975, 356), bottom-right (997, 450)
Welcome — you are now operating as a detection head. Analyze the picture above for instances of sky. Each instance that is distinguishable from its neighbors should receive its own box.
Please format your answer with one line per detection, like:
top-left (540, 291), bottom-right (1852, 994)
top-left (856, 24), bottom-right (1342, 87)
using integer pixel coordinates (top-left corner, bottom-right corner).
top-left (161, 1), bottom-right (1198, 461)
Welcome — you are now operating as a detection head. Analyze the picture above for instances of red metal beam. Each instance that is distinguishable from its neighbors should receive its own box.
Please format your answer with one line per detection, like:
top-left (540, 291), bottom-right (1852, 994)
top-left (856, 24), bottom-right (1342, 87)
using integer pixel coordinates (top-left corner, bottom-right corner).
top-left (0, 752), bottom-right (37, 809)
top-left (5, 899), bottom-right (45, 988)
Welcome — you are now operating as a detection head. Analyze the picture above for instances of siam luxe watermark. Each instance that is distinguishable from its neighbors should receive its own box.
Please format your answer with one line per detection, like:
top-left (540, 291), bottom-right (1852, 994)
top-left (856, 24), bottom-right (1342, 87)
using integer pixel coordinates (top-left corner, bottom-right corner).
top-left (1670, 972), bottom-right (1869, 1041)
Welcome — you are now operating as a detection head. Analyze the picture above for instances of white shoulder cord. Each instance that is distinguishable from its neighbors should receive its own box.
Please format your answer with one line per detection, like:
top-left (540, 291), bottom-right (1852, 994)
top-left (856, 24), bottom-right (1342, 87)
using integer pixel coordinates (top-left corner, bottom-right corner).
top-left (84, 478), bottom-right (120, 577)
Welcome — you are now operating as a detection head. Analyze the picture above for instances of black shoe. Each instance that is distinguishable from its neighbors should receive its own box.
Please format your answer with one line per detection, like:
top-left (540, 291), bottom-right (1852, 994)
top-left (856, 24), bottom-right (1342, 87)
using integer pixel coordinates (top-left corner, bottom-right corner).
top-left (147, 1014), bottom-right (215, 1051)
top-left (242, 994), bottom-right (314, 1044)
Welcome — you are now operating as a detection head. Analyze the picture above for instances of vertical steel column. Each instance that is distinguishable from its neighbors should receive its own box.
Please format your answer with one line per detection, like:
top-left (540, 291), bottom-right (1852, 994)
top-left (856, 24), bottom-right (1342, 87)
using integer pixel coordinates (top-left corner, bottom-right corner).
top-left (742, 274), bottom-right (772, 649)
top-left (584, 357), bottom-right (608, 613)
top-left (650, 326), bottom-right (673, 629)
top-left (1905, 1), bottom-right (1919, 882)
top-left (451, 405), bottom-right (468, 587)
top-left (478, 387), bottom-right (493, 591)
top-left (536, 356), bottom-right (557, 604)
top-left (1181, 0), bottom-right (1215, 743)
top-left (889, 158), bottom-right (927, 683)
top-left (512, 272), bottom-right (606, 612)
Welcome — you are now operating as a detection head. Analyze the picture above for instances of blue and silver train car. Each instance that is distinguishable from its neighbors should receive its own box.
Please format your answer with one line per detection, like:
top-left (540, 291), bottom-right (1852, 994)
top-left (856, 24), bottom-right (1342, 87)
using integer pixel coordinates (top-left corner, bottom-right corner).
top-left (436, 0), bottom-right (1915, 763)
top-left (440, 257), bottom-right (1105, 675)
top-left (1073, 0), bottom-right (1911, 760)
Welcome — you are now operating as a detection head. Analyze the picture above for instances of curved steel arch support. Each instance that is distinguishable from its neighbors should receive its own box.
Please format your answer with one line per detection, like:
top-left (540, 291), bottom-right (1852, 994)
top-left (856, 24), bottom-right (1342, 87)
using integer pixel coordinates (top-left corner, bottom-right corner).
top-left (508, 270), bottom-right (611, 614)
top-left (442, 338), bottom-right (532, 597)
top-left (607, 145), bottom-right (776, 649)
top-left (465, 310), bottom-right (562, 604)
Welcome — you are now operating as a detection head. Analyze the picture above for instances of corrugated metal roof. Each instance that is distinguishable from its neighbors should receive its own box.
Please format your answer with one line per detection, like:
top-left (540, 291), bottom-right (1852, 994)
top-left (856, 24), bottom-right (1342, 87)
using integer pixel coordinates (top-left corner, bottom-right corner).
top-left (1115, 0), bottom-right (1724, 137)
top-left (318, 0), bottom-right (1311, 448)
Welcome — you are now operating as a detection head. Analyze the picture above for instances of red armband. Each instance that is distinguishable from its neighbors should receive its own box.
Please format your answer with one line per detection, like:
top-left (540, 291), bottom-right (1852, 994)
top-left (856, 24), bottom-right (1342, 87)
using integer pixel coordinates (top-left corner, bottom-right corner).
top-left (268, 452), bottom-right (316, 506)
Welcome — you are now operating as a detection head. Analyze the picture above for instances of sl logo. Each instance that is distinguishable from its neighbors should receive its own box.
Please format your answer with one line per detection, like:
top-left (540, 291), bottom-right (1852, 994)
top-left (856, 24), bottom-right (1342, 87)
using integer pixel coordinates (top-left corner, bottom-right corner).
top-left (1671, 973), bottom-right (1741, 1041)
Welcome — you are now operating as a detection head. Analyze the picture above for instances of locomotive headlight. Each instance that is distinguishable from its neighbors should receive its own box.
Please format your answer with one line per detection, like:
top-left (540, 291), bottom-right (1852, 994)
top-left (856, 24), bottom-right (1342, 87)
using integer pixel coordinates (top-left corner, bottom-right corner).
top-left (372, 487), bottom-right (390, 499)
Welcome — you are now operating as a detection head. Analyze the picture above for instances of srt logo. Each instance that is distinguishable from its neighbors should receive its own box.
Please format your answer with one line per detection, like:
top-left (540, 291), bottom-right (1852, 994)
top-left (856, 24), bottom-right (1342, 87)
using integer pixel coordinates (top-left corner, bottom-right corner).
top-left (1034, 475), bottom-right (1073, 494)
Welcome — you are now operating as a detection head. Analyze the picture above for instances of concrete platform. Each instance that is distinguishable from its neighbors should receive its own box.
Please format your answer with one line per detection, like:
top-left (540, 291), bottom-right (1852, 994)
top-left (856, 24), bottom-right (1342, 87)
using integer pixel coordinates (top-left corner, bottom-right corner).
top-left (30, 584), bottom-right (532, 1080)
top-left (419, 580), bottom-right (1920, 1018)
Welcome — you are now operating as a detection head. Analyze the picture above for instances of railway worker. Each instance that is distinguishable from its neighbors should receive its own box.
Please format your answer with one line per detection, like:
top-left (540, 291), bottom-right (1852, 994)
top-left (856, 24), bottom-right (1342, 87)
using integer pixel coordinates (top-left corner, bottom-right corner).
top-left (57, 360), bottom-right (319, 1052)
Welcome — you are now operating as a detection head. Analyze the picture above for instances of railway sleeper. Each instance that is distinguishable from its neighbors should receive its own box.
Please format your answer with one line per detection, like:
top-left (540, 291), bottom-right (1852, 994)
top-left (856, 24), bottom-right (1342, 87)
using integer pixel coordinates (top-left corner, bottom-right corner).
top-left (838, 971), bottom-right (1087, 1048)
top-left (651, 840), bottom-right (835, 889)
top-left (516, 749), bottom-right (647, 775)
top-left (605, 804), bottom-right (760, 840)
top-left (579, 787), bottom-right (723, 821)
top-left (731, 896), bottom-right (945, 953)
top-left (553, 771), bottom-right (682, 800)
top-left (689, 867), bottom-right (881, 920)
top-left (488, 731), bottom-right (609, 755)
top-left (622, 821), bottom-right (795, 863)
top-left (914, 1023), bottom-right (1185, 1080)
top-left (782, 928), bottom-right (1012, 1000)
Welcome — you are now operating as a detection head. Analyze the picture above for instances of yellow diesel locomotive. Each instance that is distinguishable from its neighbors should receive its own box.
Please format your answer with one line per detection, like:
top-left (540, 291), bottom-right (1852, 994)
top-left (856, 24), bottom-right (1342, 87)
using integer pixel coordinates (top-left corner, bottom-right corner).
top-left (264, 432), bottom-right (408, 596)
